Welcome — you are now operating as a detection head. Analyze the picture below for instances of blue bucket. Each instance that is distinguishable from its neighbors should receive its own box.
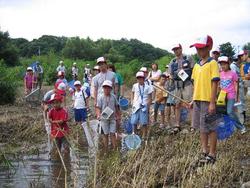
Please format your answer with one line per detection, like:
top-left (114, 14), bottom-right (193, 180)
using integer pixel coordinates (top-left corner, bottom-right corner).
top-left (119, 98), bottom-right (129, 111)
top-left (180, 108), bottom-right (188, 123)
top-left (123, 117), bottom-right (133, 134)
top-left (124, 134), bottom-right (141, 150)
top-left (216, 115), bottom-right (235, 140)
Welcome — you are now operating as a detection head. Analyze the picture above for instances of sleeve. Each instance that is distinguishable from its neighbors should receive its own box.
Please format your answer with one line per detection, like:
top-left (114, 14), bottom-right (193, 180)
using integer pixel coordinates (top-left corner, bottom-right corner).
top-left (188, 56), bottom-right (195, 68)
top-left (233, 71), bottom-right (238, 82)
top-left (56, 66), bottom-right (59, 72)
top-left (96, 96), bottom-right (102, 108)
top-left (211, 61), bottom-right (220, 81)
top-left (132, 84), bottom-right (136, 92)
top-left (93, 75), bottom-right (98, 88)
top-left (191, 64), bottom-right (197, 80)
top-left (114, 73), bottom-right (118, 84)
top-left (230, 64), bottom-right (237, 73)
top-left (48, 109), bottom-right (53, 119)
top-left (118, 74), bottom-right (124, 85)
top-left (168, 60), bottom-right (173, 75)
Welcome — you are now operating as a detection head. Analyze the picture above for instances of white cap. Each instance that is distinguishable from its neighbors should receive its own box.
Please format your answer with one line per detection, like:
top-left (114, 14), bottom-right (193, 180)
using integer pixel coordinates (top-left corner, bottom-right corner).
top-left (238, 50), bottom-right (245, 56)
top-left (212, 47), bottom-right (220, 53)
top-left (74, 80), bottom-right (81, 86)
top-left (27, 67), bottom-right (33, 71)
top-left (102, 80), bottom-right (112, 88)
top-left (94, 65), bottom-right (99, 70)
top-left (218, 56), bottom-right (229, 63)
top-left (190, 35), bottom-right (213, 48)
top-left (171, 44), bottom-right (182, 50)
top-left (165, 64), bottom-right (169, 68)
top-left (97, 57), bottom-right (106, 64)
top-left (87, 64), bottom-right (90, 66)
top-left (136, 71), bottom-right (145, 78)
top-left (140, 67), bottom-right (148, 72)
top-left (57, 82), bottom-right (66, 91)
top-left (57, 71), bottom-right (64, 76)
top-left (73, 62), bottom-right (77, 65)
top-left (59, 60), bottom-right (63, 64)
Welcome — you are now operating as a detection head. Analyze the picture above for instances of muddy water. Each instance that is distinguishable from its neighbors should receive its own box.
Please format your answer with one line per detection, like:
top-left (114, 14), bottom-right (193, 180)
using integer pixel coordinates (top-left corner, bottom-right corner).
top-left (0, 142), bottom-right (90, 188)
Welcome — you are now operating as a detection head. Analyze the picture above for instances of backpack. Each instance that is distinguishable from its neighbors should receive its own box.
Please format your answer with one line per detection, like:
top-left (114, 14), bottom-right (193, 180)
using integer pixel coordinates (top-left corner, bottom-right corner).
top-left (171, 56), bottom-right (192, 81)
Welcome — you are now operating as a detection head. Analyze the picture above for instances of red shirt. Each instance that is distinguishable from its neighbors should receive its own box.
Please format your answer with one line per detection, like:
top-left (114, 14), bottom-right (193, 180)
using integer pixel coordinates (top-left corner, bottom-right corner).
top-left (48, 108), bottom-right (69, 138)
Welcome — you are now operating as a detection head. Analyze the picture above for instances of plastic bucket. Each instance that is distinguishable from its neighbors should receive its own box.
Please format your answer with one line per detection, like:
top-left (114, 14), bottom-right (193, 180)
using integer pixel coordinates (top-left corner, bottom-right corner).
top-left (123, 117), bottom-right (133, 134)
top-left (216, 115), bottom-right (235, 141)
top-left (119, 98), bottom-right (129, 111)
top-left (124, 134), bottom-right (141, 150)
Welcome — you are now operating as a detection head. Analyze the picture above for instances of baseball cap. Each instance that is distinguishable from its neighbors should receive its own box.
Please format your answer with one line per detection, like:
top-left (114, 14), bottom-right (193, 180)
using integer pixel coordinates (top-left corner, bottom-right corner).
top-left (93, 65), bottom-right (99, 70)
top-left (55, 82), bottom-right (66, 95)
top-left (27, 67), bottom-right (33, 71)
top-left (212, 47), bottom-right (220, 54)
top-left (74, 80), bottom-right (81, 86)
top-left (48, 94), bottom-right (63, 104)
top-left (172, 44), bottom-right (182, 50)
top-left (73, 62), bottom-right (77, 65)
top-left (136, 71), bottom-right (145, 78)
top-left (57, 71), bottom-right (64, 76)
top-left (165, 64), bottom-right (169, 68)
top-left (59, 60), bottom-right (63, 64)
top-left (237, 50), bottom-right (245, 56)
top-left (102, 80), bottom-right (112, 88)
top-left (218, 56), bottom-right (229, 63)
top-left (140, 67), bottom-right (148, 72)
top-left (97, 57), bottom-right (106, 64)
top-left (190, 35), bottom-right (213, 49)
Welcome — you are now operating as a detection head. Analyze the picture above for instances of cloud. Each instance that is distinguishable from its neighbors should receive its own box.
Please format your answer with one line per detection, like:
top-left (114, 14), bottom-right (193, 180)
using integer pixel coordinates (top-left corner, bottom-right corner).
top-left (0, 0), bottom-right (249, 54)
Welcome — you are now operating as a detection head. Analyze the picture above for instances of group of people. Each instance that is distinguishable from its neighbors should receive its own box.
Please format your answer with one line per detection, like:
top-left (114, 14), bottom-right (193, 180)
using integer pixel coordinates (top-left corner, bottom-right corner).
top-left (24, 34), bottom-right (249, 165)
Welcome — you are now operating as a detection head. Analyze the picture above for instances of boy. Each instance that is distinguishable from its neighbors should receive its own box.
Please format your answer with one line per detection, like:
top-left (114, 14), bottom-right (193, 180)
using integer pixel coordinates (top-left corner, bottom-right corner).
top-left (131, 72), bottom-right (152, 139)
top-left (48, 94), bottom-right (69, 152)
top-left (190, 35), bottom-right (220, 164)
top-left (72, 81), bottom-right (89, 125)
top-left (96, 80), bottom-right (121, 152)
top-left (153, 74), bottom-right (168, 128)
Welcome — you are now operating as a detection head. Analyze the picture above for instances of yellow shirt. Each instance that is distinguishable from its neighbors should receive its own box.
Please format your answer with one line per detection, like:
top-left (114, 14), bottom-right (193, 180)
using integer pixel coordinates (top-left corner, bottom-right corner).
top-left (191, 58), bottom-right (220, 102)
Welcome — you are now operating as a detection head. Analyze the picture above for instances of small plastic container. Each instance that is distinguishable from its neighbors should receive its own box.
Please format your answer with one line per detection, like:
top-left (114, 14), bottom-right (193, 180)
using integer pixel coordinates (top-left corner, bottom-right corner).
top-left (124, 134), bottom-right (141, 150)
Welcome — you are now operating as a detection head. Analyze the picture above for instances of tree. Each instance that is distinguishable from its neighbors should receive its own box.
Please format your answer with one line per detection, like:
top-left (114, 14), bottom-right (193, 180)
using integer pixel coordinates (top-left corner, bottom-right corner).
top-left (0, 30), bottom-right (19, 66)
top-left (219, 42), bottom-right (235, 58)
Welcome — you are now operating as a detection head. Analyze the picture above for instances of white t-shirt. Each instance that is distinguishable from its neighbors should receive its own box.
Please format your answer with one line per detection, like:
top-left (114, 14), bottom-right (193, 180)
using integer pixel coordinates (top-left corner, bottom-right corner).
top-left (72, 67), bottom-right (78, 76)
top-left (132, 83), bottom-right (152, 112)
top-left (150, 70), bottom-right (162, 79)
top-left (56, 65), bottom-right (66, 73)
top-left (144, 79), bottom-right (154, 93)
top-left (72, 88), bottom-right (88, 109)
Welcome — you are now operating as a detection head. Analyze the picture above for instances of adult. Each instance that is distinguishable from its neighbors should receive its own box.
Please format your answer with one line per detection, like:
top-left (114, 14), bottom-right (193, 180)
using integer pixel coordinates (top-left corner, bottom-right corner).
top-left (90, 66), bottom-right (100, 99)
top-left (168, 43), bottom-right (194, 132)
top-left (93, 57), bottom-right (118, 107)
top-left (241, 50), bottom-right (250, 94)
top-left (108, 64), bottom-right (124, 98)
top-left (71, 62), bottom-right (78, 80)
top-left (33, 61), bottom-right (43, 89)
top-left (56, 60), bottom-right (66, 73)
top-left (211, 47), bottom-right (220, 61)
top-left (231, 50), bottom-right (247, 123)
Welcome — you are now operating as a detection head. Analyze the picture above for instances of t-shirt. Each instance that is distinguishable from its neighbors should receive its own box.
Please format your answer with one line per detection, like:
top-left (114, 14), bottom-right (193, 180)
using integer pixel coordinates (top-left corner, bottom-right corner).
top-left (132, 83), bottom-right (153, 111)
top-left (56, 65), bottom-right (66, 73)
top-left (93, 70), bottom-right (118, 97)
top-left (230, 62), bottom-right (243, 87)
top-left (191, 58), bottom-right (220, 102)
top-left (144, 79), bottom-right (154, 93)
top-left (48, 108), bottom-right (69, 138)
top-left (96, 94), bottom-right (118, 119)
top-left (168, 55), bottom-right (194, 76)
top-left (56, 78), bottom-right (68, 86)
top-left (24, 73), bottom-right (37, 89)
top-left (116, 72), bottom-right (124, 96)
top-left (72, 88), bottom-right (88, 109)
top-left (72, 67), bottom-right (78, 76)
top-left (150, 70), bottom-right (162, 79)
top-left (155, 83), bottom-right (168, 104)
top-left (220, 71), bottom-right (238, 99)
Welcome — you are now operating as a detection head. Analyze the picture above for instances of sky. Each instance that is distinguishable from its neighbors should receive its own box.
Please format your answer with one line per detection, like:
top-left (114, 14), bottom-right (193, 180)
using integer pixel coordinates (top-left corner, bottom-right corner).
top-left (0, 0), bottom-right (249, 54)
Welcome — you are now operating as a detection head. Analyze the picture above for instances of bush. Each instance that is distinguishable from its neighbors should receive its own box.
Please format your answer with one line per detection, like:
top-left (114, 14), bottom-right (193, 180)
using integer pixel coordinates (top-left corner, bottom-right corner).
top-left (0, 61), bottom-right (17, 104)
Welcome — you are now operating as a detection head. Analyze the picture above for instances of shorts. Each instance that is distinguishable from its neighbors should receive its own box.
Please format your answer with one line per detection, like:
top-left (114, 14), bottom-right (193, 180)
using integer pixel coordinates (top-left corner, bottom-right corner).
top-left (74, 108), bottom-right (87, 122)
top-left (154, 102), bottom-right (165, 112)
top-left (100, 119), bottom-right (116, 135)
top-left (174, 84), bottom-right (193, 104)
top-left (192, 101), bottom-right (217, 133)
top-left (131, 108), bottom-right (149, 126)
top-left (166, 94), bottom-right (175, 106)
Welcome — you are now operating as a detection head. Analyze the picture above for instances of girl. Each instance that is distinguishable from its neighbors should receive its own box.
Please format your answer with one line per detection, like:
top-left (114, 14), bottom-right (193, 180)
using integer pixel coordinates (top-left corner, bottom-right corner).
top-left (24, 67), bottom-right (37, 95)
top-left (219, 56), bottom-right (247, 134)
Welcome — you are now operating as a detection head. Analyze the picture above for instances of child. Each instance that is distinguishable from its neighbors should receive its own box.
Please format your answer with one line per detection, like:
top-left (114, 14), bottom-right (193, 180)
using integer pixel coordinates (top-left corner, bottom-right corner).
top-left (72, 81), bottom-right (89, 125)
top-left (48, 94), bottom-right (69, 152)
top-left (218, 56), bottom-right (247, 134)
top-left (96, 80), bottom-right (121, 152)
top-left (153, 74), bottom-right (168, 128)
top-left (56, 71), bottom-right (68, 86)
top-left (131, 72), bottom-right (152, 139)
top-left (165, 75), bottom-right (176, 128)
top-left (54, 82), bottom-right (67, 107)
top-left (190, 35), bottom-right (220, 164)
top-left (24, 67), bottom-right (37, 95)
